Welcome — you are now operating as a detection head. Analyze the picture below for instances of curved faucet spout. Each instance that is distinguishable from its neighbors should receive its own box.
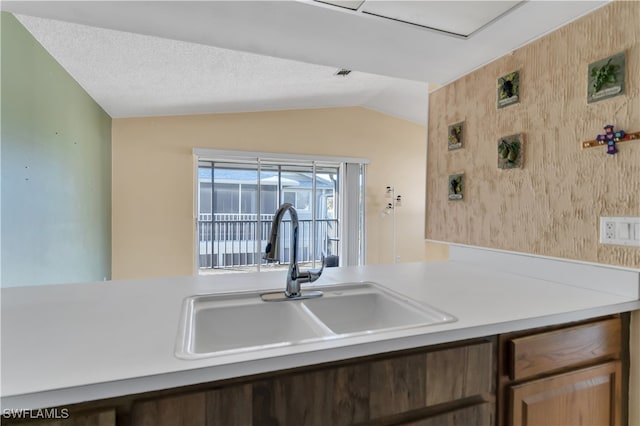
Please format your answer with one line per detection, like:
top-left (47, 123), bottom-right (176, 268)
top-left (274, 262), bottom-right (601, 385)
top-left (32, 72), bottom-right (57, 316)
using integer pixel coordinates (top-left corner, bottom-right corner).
top-left (264, 203), bottom-right (325, 298)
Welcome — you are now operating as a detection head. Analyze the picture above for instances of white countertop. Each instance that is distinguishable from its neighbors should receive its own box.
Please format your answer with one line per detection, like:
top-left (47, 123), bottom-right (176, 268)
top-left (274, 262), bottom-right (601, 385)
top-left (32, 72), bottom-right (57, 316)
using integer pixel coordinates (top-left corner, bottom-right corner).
top-left (2, 247), bottom-right (639, 409)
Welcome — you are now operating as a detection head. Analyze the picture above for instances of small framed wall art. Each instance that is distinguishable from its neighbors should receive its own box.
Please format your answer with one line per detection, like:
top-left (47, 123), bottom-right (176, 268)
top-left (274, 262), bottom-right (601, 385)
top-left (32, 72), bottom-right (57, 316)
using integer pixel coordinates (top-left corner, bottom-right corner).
top-left (497, 71), bottom-right (520, 109)
top-left (448, 173), bottom-right (464, 201)
top-left (498, 134), bottom-right (524, 169)
top-left (448, 121), bottom-right (464, 150)
top-left (588, 51), bottom-right (625, 103)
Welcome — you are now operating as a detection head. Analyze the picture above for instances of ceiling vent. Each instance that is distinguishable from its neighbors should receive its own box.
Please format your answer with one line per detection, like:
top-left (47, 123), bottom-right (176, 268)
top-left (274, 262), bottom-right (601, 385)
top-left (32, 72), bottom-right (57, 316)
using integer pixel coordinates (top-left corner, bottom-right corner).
top-left (335, 68), bottom-right (352, 76)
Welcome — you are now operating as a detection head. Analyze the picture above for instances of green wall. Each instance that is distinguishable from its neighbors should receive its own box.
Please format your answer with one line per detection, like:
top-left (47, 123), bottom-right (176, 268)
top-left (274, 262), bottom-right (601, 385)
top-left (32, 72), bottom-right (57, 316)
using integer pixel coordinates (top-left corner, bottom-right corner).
top-left (1, 12), bottom-right (112, 286)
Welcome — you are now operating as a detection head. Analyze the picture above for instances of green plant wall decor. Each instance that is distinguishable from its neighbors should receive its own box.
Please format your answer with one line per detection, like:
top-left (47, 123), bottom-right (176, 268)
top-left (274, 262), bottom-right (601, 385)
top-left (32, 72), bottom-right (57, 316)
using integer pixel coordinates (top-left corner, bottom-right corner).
top-left (448, 174), bottom-right (464, 201)
top-left (497, 71), bottom-right (520, 109)
top-left (498, 134), bottom-right (524, 169)
top-left (448, 121), bottom-right (464, 150)
top-left (588, 52), bottom-right (625, 103)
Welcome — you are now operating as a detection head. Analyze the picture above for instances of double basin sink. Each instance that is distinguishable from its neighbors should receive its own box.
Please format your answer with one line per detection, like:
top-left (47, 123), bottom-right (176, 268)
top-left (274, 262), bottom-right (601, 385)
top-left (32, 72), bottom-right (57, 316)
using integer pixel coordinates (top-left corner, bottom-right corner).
top-left (175, 282), bottom-right (456, 359)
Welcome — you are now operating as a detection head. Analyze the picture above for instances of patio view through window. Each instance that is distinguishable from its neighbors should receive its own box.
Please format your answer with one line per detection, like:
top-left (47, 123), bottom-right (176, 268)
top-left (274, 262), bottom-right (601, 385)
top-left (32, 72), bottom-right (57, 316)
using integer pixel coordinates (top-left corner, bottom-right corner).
top-left (197, 160), bottom-right (343, 274)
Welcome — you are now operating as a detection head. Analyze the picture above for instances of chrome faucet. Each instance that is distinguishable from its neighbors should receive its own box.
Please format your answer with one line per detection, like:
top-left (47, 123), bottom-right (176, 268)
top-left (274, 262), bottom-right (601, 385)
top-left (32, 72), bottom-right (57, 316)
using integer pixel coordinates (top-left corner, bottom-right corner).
top-left (262, 203), bottom-right (324, 301)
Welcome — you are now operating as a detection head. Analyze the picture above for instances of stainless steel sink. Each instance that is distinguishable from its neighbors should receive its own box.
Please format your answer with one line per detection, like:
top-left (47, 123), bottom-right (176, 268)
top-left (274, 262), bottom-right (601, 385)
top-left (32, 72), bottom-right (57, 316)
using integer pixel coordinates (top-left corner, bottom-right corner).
top-left (175, 282), bottom-right (456, 360)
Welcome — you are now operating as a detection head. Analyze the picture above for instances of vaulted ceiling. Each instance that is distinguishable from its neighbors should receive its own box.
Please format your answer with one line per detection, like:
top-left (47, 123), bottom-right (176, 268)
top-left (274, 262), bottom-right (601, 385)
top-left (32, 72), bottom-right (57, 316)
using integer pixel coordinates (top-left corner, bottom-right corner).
top-left (2, 1), bottom-right (608, 125)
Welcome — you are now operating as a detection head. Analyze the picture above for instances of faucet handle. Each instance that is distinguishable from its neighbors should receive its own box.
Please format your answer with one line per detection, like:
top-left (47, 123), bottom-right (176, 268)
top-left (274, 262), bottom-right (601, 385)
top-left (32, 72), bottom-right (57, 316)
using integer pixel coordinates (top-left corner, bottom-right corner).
top-left (307, 253), bottom-right (326, 283)
top-left (298, 253), bottom-right (326, 285)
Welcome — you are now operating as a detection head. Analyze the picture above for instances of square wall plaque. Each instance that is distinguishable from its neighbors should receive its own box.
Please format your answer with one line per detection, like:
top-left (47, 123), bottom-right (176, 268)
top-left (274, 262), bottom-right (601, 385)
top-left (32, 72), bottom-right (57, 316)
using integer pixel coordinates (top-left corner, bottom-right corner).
top-left (448, 121), bottom-right (464, 151)
top-left (498, 134), bottom-right (524, 169)
top-left (448, 174), bottom-right (464, 201)
top-left (588, 51), bottom-right (625, 103)
top-left (497, 71), bottom-right (520, 109)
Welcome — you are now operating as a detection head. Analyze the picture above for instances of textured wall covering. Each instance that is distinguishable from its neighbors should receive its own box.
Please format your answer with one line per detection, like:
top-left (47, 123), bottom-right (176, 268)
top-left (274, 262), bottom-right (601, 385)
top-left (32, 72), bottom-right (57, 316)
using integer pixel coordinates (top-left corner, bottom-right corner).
top-left (426, 1), bottom-right (639, 268)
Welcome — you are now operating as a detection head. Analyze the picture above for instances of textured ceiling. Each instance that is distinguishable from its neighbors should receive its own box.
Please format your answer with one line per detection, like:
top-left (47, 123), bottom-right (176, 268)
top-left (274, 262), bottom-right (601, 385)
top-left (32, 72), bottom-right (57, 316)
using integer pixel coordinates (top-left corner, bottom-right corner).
top-left (5, 1), bottom-right (609, 125)
top-left (15, 13), bottom-right (429, 124)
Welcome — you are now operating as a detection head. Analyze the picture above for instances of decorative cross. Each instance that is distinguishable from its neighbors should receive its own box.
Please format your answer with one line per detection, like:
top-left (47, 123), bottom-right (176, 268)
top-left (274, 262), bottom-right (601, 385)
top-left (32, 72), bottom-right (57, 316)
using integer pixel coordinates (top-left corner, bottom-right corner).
top-left (596, 124), bottom-right (626, 155)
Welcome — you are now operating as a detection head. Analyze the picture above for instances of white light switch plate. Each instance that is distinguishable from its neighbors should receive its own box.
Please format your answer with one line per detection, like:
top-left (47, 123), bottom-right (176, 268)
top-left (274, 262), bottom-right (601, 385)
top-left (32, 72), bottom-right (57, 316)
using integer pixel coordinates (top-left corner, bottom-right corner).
top-left (600, 217), bottom-right (640, 247)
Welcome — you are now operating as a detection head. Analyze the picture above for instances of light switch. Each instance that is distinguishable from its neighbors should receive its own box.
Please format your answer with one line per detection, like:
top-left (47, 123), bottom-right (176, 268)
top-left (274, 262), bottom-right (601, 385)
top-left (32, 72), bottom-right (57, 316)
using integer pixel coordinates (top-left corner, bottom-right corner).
top-left (617, 223), bottom-right (630, 240)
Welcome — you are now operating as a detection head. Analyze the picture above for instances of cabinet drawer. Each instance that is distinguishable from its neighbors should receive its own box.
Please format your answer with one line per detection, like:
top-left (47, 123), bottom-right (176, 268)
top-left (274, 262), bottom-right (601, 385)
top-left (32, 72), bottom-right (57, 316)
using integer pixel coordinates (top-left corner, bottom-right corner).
top-left (508, 317), bottom-right (621, 380)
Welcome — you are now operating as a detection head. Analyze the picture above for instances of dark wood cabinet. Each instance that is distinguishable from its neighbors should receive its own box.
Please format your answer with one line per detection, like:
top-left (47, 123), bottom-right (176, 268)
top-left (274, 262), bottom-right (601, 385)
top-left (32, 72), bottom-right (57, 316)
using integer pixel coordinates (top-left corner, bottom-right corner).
top-left (498, 315), bottom-right (626, 426)
top-left (131, 386), bottom-right (253, 426)
top-left (129, 339), bottom-right (495, 426)
top-left (404, 402), bottom-right (492, 426)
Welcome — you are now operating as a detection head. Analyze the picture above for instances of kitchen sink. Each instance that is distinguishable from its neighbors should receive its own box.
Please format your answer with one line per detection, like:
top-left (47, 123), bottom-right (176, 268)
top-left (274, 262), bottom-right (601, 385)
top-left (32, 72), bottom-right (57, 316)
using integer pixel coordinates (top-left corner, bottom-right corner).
top-left (175, 282), bottom-right (456, 360)
top-left (300, 285), bottom-right (454, 335)
top-left (176, 292), bottom-right (332, 358)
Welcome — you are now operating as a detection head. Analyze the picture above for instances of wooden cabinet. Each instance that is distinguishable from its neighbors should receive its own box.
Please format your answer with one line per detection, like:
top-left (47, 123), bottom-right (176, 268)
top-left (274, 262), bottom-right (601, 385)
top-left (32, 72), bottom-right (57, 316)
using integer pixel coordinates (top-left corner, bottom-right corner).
top-left (130, 339), bottom-right (495, 426)
top-left (405, 402), bottom-right (492, 426)
top-left (131, 386), bottom-right (253, 426)
top-left (499, 316), bottom-right (626, 426)
top-left (508, 317), bottom-right (621, 381)
top-left (510, 361), bottom-right (621, 426)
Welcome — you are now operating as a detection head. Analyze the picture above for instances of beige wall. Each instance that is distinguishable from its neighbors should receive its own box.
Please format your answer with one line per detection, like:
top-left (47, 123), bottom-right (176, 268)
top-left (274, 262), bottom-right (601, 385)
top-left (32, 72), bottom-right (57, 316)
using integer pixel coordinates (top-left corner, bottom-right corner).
top-left (426, 1), bottom-right (639, 268)
top-left (426, 2), bottom-right (639, 423)
top-left (112, 106), bottom-right (433, 279)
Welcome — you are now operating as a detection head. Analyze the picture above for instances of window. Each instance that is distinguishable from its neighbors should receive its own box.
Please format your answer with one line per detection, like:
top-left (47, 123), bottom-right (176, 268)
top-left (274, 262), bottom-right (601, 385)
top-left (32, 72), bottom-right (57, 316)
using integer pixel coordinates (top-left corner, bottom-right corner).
top-left (193, 149), bottom-right (367, 274)
top-left (283, 190), bottom-right (310, 211)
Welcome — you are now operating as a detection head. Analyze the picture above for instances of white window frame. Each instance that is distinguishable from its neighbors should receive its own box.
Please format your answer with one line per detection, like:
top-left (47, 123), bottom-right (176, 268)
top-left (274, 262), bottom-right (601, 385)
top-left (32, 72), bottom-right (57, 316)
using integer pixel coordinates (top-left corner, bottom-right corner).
top-left (192, 148), bottom-right (369, 274)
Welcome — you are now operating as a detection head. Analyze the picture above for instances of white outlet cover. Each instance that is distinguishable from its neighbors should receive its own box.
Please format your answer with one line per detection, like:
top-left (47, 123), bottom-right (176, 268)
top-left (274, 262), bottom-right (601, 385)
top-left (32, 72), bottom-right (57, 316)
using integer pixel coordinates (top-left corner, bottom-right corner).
top-left (600, 216), bottom-right (640, 247)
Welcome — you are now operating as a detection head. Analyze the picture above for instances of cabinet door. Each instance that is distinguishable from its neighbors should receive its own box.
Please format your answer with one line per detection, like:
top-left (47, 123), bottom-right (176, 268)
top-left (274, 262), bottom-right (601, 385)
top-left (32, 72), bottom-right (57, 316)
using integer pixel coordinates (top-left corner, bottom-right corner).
top-left (425, 341), bottom-right (494, 406)
top-left (251, 363), bottom-right (369, 426)
top-left (131, 385), bottom-right (252, 426)
top-left (510, 361), bottom-right (621, 426)
top-left (404, 402), bottom-right (492, 426)
top-left (129, 340), bottom-right (494, 426)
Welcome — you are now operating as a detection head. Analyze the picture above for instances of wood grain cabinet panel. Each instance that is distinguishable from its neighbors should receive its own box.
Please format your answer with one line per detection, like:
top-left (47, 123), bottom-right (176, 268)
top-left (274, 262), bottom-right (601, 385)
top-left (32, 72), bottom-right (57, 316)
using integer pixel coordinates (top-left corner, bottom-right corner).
top-left (498, 315), bottom-right (628, 426)
top-left (252, 364), bottom-right (369, 426)
top-left (131, 391), bottom-right (207, 426)
top-left (207, 385), bottom-right (253, 426)
top-left (426, 341), bottom-right (494, 406)
top-left (370, 341), bottom-right (493, 419)
top-left (404, 402), bottom-right (492, 426)
top-left (369, 353), bottom-right (427, 418)
top-left (9, 339), bottom-right (494, 426)
top-left (129, 340), bottom-right (495, 426)
top-left (509, 317), bottom-right (621, 381)
top-left (510, 361), bottom-right (622, 426)
top-left (131, 384), bottom-right (252, 426)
